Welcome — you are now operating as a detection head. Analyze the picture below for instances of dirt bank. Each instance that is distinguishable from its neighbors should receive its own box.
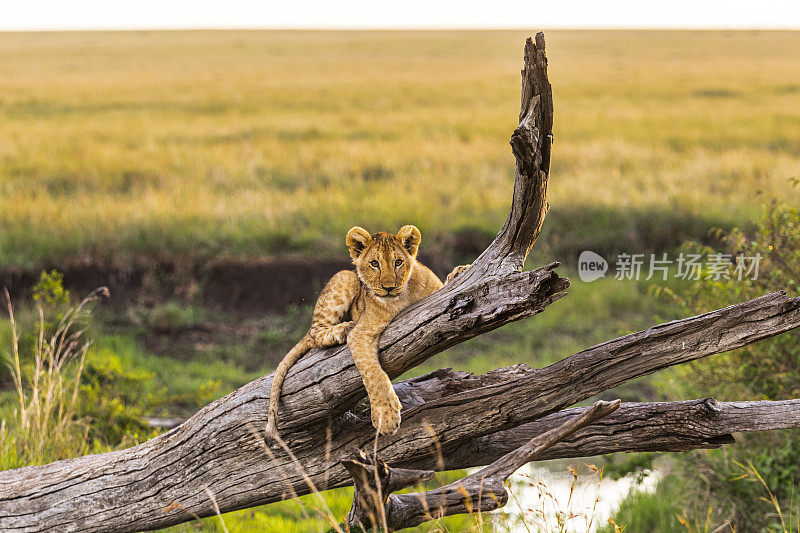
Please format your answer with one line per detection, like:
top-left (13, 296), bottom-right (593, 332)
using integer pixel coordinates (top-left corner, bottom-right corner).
top-left (0, 253), bottom-right (456, 315)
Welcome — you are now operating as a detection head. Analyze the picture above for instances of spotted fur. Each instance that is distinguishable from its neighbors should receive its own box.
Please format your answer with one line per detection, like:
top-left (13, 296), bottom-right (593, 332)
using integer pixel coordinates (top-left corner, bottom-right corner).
top-left (266, 225), bottom-right (469, 438)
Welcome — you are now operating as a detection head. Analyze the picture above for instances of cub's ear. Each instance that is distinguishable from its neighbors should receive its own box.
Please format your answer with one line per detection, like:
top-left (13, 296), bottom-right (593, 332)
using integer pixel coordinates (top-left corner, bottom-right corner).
top-left (346, 227), bottom-right (372, 259)
top-left (396, 225), bottom-right (421, 257)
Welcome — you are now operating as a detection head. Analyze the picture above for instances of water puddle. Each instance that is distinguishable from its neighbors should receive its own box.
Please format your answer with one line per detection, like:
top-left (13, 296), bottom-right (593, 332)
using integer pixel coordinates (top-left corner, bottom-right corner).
top-left (492, 461), bottom-right (661, 532)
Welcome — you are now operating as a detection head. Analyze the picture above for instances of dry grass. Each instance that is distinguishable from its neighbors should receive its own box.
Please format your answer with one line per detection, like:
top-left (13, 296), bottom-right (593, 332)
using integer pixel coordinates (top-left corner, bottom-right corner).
top-left (0, 286), bottom-right (107, 467)
top-left (0, 30), bottom-right (798, 266)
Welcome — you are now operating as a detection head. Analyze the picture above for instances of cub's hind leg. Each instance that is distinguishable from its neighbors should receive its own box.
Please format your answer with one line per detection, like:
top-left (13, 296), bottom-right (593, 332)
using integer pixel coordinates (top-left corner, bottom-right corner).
top-left (266, 270), bottom-right (361, 439)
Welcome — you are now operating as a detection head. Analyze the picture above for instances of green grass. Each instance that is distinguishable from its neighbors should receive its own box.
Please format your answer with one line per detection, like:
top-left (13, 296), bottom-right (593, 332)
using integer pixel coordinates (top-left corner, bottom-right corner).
top-left (88, 333), bottom-right (239, 415)
top-left (598, 474), bottom-right (686, 533)
top-left (1, 30), bottom-right (798, 267)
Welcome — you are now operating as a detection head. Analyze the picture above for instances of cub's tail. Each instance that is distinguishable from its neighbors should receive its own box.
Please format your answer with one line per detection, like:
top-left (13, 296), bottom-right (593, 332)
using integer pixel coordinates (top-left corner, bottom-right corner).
top-left (265, 333), bottom-right (314, 441)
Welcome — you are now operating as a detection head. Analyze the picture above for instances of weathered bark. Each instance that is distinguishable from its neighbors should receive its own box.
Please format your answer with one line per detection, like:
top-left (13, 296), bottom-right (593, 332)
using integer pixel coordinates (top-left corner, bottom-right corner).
top-left (1, 32), bottom-right (799, 533)
top-left (346, 400), bottom-right (620, 531)
top-left (382, 291), bottom-right (800, 469)
top-left (442, 398), bottom-right (800, 468)
top-left (342, 451), bottom-right (436, 531)
top-left (346, 396), bottom-right (800, 530)
top-left (146, 397), bottom-right (800, 465)
top-left (464, 31), bottom-right (553, 278)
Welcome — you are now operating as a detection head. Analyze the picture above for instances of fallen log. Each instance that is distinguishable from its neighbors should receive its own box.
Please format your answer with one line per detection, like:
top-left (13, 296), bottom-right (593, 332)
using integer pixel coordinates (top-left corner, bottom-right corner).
top-left (0, 31), bottom-right (563, 533)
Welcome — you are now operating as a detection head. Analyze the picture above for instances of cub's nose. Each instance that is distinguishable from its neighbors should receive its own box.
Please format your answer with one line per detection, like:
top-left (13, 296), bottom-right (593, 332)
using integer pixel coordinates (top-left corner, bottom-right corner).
top-left (381, 285), bottom-right (396, 292)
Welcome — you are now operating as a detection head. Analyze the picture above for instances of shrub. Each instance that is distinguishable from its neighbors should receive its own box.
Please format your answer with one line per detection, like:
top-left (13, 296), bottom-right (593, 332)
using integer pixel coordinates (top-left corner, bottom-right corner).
top-left (142, 301), bottom-right (206, 333)
top-left (77, 351), bottom-right (154, 447)
top-left (652, 200), bottom-right (800, 530)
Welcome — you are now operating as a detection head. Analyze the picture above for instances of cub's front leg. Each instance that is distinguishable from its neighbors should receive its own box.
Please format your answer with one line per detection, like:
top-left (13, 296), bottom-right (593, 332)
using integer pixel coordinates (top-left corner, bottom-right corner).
top-left (309, 270), bottom-right (361, 346)
top-left (347, 321), bottom-right (402, 435)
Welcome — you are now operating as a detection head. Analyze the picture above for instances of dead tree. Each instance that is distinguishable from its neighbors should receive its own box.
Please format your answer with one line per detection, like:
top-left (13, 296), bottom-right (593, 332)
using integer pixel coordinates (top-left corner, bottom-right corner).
top-left (1, 33), bottom-right (800, 533)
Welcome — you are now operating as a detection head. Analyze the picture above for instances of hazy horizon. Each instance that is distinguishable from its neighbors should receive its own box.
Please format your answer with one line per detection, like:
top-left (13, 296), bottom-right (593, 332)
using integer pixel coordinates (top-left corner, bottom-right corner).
top-left (4, 0), bottom-right (799, 31)
top-left (2, 27), bottom-right (800, 32)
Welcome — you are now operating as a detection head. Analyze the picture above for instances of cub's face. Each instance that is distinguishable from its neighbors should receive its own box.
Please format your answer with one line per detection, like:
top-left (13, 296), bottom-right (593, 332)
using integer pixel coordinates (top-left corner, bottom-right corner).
top-left (346, 225), bottom-right (421, 298)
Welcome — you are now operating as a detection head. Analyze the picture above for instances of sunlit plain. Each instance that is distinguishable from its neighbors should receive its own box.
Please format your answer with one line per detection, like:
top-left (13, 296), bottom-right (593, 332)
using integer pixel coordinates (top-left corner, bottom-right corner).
top-left (1, 30), bottom-right (798, 267)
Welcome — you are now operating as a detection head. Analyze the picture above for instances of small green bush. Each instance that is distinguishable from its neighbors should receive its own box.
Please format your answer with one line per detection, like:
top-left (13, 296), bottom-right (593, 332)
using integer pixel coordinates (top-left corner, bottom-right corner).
top-left (142, 301), bottom-right (206, 333)
top-left (78, 350), bottom-right (154, 446)
top-left (599, 475), bottom-right (684, 533)
top-left (618, 200), bottom-right (800, 531)
top-left (32, 270), bottom-right (70, 308)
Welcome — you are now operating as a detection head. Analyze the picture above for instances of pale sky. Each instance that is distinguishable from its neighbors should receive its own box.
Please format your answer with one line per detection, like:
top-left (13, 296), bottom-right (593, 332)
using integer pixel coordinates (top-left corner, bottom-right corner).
top-left (2, 0), bottom-right (799, 30)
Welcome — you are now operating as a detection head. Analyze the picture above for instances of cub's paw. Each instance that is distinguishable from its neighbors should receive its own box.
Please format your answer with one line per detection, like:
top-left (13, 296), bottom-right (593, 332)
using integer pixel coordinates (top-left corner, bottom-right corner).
top-left (445, 264), bottom-right (471, 284)
top-left (312, 321), bottom-right (355, 346)
top-left (370, 393), bottom-right (402, 436)
top-left (337, 321), bottom-right (356, 343)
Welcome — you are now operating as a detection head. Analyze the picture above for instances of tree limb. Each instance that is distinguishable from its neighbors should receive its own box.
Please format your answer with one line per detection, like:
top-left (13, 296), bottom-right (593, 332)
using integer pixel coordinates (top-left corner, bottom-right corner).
top-left (143, 397), bottom-right (800, 461)
top-left (441, 398), bottom-right (800, 468)
top-left (380, 291), bottom-right (800, 470)
top-left (465, 32), bottom-right (553, 277)
top-left (346, 400), bottom-right (620, 531)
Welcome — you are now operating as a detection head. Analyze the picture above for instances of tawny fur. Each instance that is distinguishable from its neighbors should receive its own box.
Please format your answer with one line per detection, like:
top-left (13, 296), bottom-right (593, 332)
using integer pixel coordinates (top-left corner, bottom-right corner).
top-left (266, 225), bottom-right (468, 438)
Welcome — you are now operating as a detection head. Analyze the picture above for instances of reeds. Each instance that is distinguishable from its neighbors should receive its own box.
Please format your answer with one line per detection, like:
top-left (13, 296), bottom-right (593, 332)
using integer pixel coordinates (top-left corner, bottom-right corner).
top-left (1, 286), bottom-right (108, 467)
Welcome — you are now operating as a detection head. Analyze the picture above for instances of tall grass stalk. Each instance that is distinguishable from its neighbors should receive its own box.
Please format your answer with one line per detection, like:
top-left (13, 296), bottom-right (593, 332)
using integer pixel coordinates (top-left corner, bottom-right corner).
top-left (733, 459), bottom-right (800, 532)
top-left (1, 286), bottom-right (108, 467)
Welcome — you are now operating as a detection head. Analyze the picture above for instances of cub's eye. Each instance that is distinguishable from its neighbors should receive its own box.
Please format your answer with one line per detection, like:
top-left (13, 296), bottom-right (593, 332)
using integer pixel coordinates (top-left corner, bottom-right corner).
top-left (395, 259), bottom-right (403, 267)
top-left (369, 260), bottom-right (379, 268)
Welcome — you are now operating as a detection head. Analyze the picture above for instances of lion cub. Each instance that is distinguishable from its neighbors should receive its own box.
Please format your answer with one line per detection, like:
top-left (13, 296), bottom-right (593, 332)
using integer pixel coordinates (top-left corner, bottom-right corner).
top-left (266, 225), bottom-right (468, 438)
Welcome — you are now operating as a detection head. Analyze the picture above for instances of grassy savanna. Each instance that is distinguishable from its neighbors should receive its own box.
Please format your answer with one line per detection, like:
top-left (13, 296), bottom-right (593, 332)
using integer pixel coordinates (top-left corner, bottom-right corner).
top-left (1, 30), bottom-right (799, 266)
